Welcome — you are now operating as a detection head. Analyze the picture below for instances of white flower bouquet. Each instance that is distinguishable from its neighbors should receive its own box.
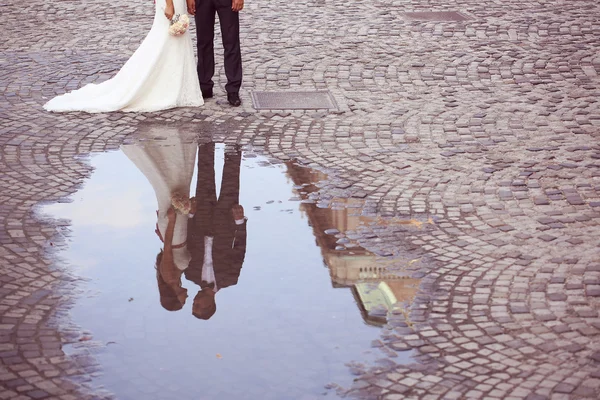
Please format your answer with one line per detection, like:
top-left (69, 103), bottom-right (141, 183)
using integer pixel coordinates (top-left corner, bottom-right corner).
top-left (169, 14), bottom-right (190, 36)
top-left (171, 192), bottom-right (191, 214)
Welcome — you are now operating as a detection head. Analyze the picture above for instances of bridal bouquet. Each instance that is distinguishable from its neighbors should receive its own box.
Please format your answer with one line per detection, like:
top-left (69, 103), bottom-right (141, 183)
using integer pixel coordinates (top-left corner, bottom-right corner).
top-left (169, 14), bottom-right (190, 36)
top-left (171, 192), bottom-right (191, 214)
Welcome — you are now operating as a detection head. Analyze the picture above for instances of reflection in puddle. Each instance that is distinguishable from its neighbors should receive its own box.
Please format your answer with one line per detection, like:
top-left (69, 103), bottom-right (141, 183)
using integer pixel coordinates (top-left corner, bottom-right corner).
top-left (40, 128), bottom-right (419, 399)
top-left (286, 164), bottom-right (420, 328)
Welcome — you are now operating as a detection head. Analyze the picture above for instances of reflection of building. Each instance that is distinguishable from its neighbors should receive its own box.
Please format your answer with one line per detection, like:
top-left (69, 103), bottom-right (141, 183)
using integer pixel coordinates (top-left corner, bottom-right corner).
top-left (285, 162), bottom-right (419, 326)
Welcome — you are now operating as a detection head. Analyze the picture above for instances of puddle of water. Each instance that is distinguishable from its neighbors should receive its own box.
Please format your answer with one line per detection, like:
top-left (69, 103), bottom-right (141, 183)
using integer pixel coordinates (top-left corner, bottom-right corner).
top-left (41, 135), bottom-right (416, 399)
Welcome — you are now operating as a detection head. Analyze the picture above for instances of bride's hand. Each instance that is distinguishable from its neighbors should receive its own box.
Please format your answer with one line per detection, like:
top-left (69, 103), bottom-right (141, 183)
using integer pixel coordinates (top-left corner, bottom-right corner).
top-left (164, 2), bottom-right (175, 20)
top-left (167, 206), bottom-right (176, 221)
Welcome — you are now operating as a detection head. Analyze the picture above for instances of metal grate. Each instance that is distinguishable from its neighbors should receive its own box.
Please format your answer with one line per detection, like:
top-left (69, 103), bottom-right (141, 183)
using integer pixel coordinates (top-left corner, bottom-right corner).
top-left (251, 91), bottom-right (338, 110)
top-left (400, 11), bottom-right (470, 22)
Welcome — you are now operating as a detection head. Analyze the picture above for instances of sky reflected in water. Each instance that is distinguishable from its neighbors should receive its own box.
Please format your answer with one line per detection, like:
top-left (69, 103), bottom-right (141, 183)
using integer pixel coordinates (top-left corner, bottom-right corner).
top-left (41, 142), bottom-right (414, 399)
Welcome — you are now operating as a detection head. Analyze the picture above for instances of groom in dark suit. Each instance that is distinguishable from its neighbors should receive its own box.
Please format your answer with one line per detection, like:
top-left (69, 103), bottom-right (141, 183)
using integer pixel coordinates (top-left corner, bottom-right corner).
top-left (187, 0), bottom-right (244, 106)
top-left (185, 143), bottom-right (247, 319)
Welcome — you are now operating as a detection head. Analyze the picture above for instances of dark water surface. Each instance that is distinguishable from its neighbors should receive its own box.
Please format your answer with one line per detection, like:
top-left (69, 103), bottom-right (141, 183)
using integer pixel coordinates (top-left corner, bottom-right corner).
top-left (40, 142), bottom-right (415, 400)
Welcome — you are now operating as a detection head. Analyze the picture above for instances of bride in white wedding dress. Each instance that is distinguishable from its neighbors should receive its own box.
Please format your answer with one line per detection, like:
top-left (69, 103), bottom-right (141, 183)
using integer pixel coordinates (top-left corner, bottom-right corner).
top-left (44, 0), bottom-right (203, 113)
top-left (121, 126), bottom-right (197, 309)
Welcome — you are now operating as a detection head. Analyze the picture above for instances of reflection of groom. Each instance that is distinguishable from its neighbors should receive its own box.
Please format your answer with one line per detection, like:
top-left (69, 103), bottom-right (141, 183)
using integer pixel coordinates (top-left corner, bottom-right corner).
top-left (186, 143), bottom-right (247, 320)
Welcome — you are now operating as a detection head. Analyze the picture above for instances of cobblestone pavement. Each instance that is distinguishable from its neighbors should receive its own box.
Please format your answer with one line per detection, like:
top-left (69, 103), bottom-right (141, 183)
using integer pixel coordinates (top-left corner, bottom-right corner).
top-left (2, 0), bottom-right (600, 398)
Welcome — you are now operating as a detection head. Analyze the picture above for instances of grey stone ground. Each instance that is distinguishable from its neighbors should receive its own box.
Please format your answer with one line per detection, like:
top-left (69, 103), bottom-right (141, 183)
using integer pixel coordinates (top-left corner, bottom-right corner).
top-left (1, 0), bottom-right (600, 398)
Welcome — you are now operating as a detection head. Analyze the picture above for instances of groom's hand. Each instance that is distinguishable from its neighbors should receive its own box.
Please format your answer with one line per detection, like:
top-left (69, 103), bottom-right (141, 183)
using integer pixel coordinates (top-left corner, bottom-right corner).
top-left (187, 0), bottom-right (196, 15)
top-left (232, 0), bottom-right (243, 12)
top-left (232, 205), bottom-right (245, 220)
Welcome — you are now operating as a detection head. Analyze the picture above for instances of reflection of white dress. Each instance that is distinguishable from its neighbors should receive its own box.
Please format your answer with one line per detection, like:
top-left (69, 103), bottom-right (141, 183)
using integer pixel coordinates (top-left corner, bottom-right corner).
top-left (121, 127), bottom-right (196, 270)
top-left (44, 0), bottom-right (203, 113)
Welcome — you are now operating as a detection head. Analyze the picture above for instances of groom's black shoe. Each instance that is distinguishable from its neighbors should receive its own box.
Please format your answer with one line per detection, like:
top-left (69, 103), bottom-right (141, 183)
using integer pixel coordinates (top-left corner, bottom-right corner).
top-left (202, 89), bottom-right (213, 99)
top-left (227, 93), bottom-right (241, 107)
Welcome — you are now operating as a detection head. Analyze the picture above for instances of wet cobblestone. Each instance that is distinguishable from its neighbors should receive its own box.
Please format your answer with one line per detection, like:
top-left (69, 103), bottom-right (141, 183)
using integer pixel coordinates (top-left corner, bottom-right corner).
top-left (1, 0), bottom-right (600, 398)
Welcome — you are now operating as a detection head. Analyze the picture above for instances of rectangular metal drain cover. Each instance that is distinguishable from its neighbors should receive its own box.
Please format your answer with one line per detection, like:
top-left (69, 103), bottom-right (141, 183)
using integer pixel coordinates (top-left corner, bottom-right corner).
top-left (400, 11), bottom-right (469, 22)
top-left (251, 91), bottom-right (338, 110)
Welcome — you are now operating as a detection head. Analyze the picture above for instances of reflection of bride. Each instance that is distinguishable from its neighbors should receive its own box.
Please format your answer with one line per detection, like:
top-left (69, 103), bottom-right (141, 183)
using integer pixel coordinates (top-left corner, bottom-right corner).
top-left (121, 127), bottom-right (196, 310)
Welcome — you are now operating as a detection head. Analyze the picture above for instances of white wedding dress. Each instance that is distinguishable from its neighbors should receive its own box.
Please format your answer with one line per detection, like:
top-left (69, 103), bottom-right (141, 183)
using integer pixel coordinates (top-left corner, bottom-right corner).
top-left (44, 0), bottom-right (203, 113)
top-left (121, 126), bottom-right (197, 270)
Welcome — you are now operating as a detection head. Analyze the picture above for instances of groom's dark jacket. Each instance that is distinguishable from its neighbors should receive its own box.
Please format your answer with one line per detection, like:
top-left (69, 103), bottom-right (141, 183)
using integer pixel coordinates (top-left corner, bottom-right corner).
top-left (185, 143), bottom-right (246, 289)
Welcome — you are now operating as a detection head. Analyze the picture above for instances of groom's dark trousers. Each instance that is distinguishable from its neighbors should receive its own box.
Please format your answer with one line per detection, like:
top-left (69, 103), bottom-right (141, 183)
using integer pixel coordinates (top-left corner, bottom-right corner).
top-left (185, 143), bottom-right (246, 290)
top-left (195, 0), bottom-right (242, 95)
